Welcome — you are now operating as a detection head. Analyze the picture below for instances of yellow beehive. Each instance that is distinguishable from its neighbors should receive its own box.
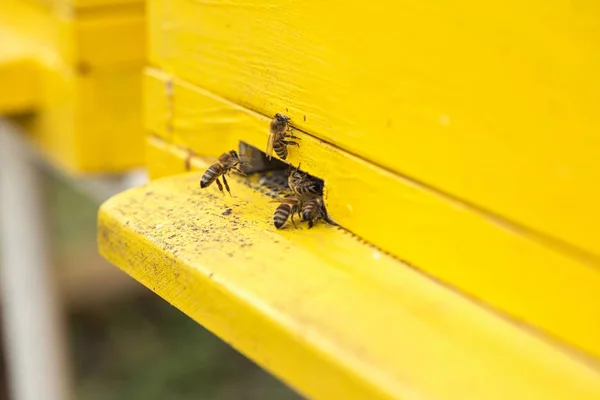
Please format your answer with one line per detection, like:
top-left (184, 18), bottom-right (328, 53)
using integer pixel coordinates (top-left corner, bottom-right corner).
top-left (99, 0), bottom-right (600, 398)
top-left (0, 0), bottom-right (145, 173)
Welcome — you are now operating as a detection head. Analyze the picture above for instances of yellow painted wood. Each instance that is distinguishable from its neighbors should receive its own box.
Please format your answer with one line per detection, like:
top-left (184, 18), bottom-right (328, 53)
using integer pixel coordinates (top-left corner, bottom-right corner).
top-left (0, 32), bottom-right (39, 114)
top-left (73, 0), bottom-right (141, 7)
top-left (27, 63), bottom-right (145, 173)
top-left (143, 68), bottom-right (172, 142)
top-left (59, 6), bottom-right (145, 67)
top-left (0, 0), bottom-right (145, 173)
top-left (143, 69), bottom-right (600, 360)
top-left (148, 0), bottom-right (600, 258)
top-left (2, 0), bottom-right (145, 68)
top-left (98, 170), bottom-right (600, 400)
top-left (26, 0), bottom-right (141, 11)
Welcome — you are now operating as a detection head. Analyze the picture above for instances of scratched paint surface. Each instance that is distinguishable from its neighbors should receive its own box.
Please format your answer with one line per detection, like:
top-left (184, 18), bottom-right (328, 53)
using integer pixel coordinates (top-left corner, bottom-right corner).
top-left (148, 0), bottom-right (600, 258)
top-left (144, 70), bottom-right (600, 360)
top-left (98, 171), bottom-right (600, 400)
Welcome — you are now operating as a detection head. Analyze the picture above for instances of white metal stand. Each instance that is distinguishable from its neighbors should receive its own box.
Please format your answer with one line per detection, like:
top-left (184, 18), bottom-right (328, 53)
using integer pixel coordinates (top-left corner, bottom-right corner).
top-left (0, 122), bottom-right (73, 400)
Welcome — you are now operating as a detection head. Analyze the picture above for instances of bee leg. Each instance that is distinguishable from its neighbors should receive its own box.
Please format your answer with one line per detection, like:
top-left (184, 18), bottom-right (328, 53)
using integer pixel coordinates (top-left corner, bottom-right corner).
top-left (221, 174), bottom-right (232, 196)
top-left (290, 213), bottom-right (297, 228)
top-left (307, 220), bottom-right (314, 229)
top-left (321, 208), bottom-right (338, 227)
top-left (324, 216), bottom-right (338, 226)
top-left (215, 177), bottom-right (224, 194)
top-left (232, 167), bottom-right (247, 176)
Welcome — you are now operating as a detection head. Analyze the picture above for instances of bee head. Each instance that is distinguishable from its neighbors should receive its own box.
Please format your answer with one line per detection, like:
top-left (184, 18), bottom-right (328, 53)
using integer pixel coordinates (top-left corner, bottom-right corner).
top-left (288, 163), bottom-right (303, 179)
top-left (274, 113), bottom-right (290, 123)
top-left (229, 149), bottom-right (251, 168)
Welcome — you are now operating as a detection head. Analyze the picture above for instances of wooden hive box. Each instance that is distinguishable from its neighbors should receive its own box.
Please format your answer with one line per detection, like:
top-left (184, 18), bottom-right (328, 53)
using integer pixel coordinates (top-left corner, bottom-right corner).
top-left (98, 1), bottom-right (600, 398)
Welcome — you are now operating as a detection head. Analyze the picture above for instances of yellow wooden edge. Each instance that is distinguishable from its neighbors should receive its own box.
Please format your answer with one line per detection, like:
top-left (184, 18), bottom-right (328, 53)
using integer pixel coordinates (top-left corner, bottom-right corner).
top-left (143, 69), bottom-right (600, 360)
top-left (148, 0), bottom-right (600, 258)
top-left (25, 0), bottom-right (141, 10)
top-left (0, 59), bottom-right (38, 114)
top-left (0, 31), bottom-right (39, 114)
top-left (71, 0), bottom-right (142, 9)
top-left (98, 163), bottom-right (600, 400)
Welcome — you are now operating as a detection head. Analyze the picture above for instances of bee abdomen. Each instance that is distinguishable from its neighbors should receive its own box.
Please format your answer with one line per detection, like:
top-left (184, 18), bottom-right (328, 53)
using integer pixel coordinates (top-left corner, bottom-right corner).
top-left (273, 140), bottom-right (288, 160)
top-left (200, 164), bottom-right (222, 188)
top-left (302, 201), bottom-right (318, 221)
top-left (274, 204), bottom-right (292, 229)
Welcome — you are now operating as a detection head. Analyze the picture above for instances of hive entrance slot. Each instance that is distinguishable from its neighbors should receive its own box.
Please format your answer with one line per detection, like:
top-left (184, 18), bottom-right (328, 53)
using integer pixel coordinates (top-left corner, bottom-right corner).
top-left (238, 141), bottom-right (325, 199)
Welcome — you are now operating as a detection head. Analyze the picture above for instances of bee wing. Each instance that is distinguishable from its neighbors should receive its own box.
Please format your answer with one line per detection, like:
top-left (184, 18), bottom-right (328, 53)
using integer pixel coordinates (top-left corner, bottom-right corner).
top-left (265, 130), bottom-right (275, 160)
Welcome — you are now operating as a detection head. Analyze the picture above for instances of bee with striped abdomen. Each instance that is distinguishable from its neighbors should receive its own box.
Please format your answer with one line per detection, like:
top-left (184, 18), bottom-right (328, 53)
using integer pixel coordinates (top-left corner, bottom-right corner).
top-left (266, 113), bottom-right (301, 160)
top-left (302, 197), bottom-right (338, 229)
top-left (288, 164), bottom-right (324, 198)
top-left (200, 150), bottom-right (250, 195)
top-left (270, 195), bottom-right (302, 229)
top-left (300, 197), bottom-right (322, 229)
top-left (298, 197), bottom-right (327, 228)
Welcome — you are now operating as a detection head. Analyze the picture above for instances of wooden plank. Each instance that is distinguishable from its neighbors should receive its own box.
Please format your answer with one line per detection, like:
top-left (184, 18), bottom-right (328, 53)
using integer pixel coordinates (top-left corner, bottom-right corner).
top-left (20, 62), bottom-right (146, 174)
top-left (148, 0), bottom-right (600, 258)
top-left (0, 31), bottom-right (39, 114)
top-left (2, 0), bottom-right (145, 68)
top-left (143, 69), bottom-right (600, 360)
top-left (25, 0), bottom-right (142, 11)
top-left (143, 68), bottom-right (172, 142)
top-left (98, 167), bottom-right (600, 400)
top-left (61, 5), bottom-right (146, 67)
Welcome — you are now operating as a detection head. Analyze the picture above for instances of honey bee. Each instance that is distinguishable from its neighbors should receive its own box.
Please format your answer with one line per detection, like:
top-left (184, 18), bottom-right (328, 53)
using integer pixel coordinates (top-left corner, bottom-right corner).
top-left (288, 164), bottom-right (324, 198)
top-left (269, 164), bottom-right (337, 230)
top-left (271, 195), bottom-right (302, 229)
top-left (200, 150), bottom-right (250, 195)
top-left (300, 196), bottom-right (335, 228)
top-left (266, 113), bottom-right (300, 160)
